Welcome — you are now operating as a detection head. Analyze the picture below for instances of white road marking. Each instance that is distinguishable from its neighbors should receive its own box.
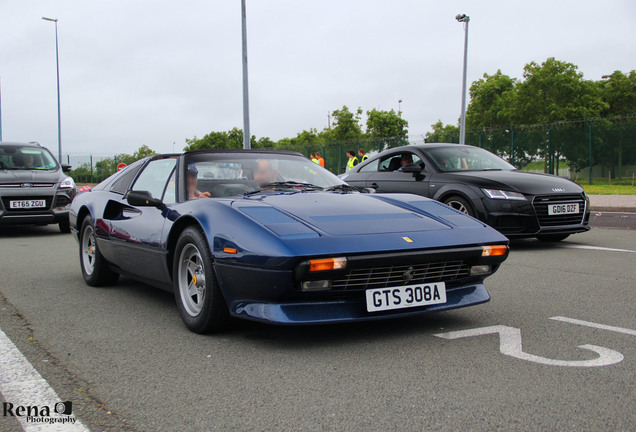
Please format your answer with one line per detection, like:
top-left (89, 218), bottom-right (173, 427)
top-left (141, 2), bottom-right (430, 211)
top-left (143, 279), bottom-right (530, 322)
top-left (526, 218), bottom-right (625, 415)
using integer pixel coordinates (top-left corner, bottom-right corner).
top-left (564, 244), bottom-right (636, 253)
top-left (434, 325), bottom-right (624, 367)
top-left (550, 316), bottom-right (636, 337)
top-left (0, 327), bottom-right (90, 432)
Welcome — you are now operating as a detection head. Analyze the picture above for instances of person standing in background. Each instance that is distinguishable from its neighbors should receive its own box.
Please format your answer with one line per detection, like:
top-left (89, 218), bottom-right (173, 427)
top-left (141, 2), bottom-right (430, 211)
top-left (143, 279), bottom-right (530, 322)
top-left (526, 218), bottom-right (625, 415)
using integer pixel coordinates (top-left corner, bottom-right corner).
top-left (358, 148), bottom-right (368, 162)
top-left (316, 152), bottom-right (325, 168)
top-left (345, 150), bottom-right (358, 172)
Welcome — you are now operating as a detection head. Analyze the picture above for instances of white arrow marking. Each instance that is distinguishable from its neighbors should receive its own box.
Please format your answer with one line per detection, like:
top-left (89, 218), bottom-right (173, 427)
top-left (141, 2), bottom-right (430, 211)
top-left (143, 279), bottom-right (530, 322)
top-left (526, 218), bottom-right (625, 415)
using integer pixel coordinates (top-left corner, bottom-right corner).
top-left (550, 316), bottom-right (636, 336)
top-left (564, 244), bottom-right (636, 253)
top-left (434, 325), bottom-right (624, 367)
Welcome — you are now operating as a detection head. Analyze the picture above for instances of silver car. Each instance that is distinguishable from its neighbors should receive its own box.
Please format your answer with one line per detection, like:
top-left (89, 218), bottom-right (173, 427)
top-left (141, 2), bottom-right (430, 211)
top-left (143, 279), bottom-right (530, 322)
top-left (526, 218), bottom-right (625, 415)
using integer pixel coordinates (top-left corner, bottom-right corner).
top-left (0, 142), bottom-right (77, 232)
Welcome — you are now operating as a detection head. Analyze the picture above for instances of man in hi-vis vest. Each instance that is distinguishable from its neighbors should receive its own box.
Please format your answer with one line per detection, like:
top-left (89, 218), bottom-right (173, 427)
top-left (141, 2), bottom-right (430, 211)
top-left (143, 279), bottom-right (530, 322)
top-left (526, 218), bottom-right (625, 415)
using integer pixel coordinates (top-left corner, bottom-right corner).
top-left (345, 150), bottom-right (358, 172)
top-left (358, 148), bottom-right (368, 162)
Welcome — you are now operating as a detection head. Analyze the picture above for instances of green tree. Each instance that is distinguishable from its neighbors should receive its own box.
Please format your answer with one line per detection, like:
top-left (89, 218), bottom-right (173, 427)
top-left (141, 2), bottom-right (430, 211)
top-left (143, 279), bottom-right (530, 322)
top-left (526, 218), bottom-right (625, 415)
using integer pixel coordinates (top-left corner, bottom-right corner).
top-left (596, 70), bottom-right (636, 176)
top-left (294, 129), bottom-right (323, 146)
top-left (71, 145), bottom-right (159, 183)
top-left (515, 58), bottom-right (605, 123)
top-left (68, 162), bottom-right (93, 183)
top-left (599, 70), bottom-right (636, 116)
top-left (366, 108), bottom-right (408, 139)
top-left (254, 136), bottom-right (275, 148)
top-left (424, 121), bottom-right (459, 143)
top-left (513, 58), bottom-right (607, 172)
top-left (132, 145), bottom-right (158, 160)
top-left (466, 70), bottom-right (516, 129)
top-left (185, 127), bottom-right (274, 150)
top-left (185, 129), bottom-right (238, 151)
top-left (273, 137), bottom-right (294, 149)
top-left (330, 105), bottom-right (363, 141)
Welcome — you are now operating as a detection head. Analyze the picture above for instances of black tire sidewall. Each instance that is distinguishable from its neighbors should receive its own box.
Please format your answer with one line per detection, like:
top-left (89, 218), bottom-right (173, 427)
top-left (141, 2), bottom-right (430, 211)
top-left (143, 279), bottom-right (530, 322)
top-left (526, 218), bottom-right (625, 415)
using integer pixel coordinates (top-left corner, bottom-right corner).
top-left (79, 216), bottom-right (118, 286)
top-left (173, 227), bottom-right (228, 334)
top-left (444, 195), bottom-right (475, 217)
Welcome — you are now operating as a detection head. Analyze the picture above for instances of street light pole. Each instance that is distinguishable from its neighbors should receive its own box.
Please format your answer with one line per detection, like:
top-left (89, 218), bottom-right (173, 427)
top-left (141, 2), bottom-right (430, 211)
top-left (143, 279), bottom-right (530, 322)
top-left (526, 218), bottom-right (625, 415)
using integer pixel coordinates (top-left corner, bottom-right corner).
top-left (42, 17), bottom-right (62, 162)
top-left (456, 14), bottom-right (470, 145)
top-left (240, 0), bottom-right (251, 149)
top-left (398, 99), bottom-right (402, 116)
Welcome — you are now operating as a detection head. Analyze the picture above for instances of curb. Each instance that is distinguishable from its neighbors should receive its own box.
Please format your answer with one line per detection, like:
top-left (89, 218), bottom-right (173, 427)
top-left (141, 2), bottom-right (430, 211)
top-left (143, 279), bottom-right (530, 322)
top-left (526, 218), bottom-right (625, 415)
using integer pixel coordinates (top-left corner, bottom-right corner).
top-left (590, 206), bottom-right (636, 213)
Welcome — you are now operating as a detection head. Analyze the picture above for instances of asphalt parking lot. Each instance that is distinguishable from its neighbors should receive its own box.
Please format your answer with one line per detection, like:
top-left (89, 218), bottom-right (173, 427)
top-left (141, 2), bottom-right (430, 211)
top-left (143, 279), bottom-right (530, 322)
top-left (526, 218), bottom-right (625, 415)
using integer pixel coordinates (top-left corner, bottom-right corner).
top-left (0, 222), bottom-right (634, 431)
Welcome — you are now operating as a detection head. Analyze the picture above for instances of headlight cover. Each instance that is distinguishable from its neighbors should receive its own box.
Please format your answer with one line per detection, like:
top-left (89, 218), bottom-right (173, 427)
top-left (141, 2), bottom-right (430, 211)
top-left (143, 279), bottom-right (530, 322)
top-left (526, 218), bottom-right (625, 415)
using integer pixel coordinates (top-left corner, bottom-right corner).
top-left (59, 176), bottom-right (76, 189)
top-left (482, 188), bottom-right (526, 201)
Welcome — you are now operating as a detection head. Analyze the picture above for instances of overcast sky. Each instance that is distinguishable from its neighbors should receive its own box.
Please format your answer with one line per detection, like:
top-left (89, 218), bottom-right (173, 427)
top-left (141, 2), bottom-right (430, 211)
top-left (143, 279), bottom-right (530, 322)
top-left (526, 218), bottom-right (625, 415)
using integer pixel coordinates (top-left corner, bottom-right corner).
top-left (1, 0), bottom-right (635, 155)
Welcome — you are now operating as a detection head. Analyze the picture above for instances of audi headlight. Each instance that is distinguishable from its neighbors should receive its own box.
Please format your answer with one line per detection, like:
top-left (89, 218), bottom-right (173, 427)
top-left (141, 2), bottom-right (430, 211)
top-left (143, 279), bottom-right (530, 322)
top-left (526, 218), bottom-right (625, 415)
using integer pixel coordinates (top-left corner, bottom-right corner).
top-left (482, 189), bottom-right (526, 201)
top-left (59, 176), bottom-right (76, 189)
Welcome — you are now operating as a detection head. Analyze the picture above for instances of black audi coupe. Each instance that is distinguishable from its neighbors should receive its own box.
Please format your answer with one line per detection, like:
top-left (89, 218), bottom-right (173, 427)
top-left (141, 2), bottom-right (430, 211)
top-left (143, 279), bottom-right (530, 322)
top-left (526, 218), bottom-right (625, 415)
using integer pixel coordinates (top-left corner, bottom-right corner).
top-left (340, 144), bottom-right (590, 241)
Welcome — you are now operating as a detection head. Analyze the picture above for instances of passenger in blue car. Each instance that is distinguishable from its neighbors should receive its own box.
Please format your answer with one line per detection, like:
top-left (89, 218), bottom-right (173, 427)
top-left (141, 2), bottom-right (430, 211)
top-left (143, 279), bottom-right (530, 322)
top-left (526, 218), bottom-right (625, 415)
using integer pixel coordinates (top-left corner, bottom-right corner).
top-left (186, 167), bottom-right (211, 199)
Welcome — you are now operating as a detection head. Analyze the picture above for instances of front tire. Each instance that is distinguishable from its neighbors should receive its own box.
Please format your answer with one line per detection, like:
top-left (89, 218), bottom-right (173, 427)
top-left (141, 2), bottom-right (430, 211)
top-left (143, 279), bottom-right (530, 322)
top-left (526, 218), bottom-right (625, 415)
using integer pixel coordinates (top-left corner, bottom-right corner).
top-left (79, 216), bottom-right (119, 286)
top-left (443, 195), bottom-right (475, 217)
top-left (536, 234), bottom-right (570, 242)
top-left (173, 227), bottom-right (229, 334)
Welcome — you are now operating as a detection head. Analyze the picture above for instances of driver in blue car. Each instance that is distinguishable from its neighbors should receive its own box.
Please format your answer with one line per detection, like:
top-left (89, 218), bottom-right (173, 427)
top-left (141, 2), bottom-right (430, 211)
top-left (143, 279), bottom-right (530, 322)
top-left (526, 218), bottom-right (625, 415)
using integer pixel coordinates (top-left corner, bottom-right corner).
top-left (253, 160), bottom-right (279, 189)
top-left (186, 166), bottom-right (211, 199)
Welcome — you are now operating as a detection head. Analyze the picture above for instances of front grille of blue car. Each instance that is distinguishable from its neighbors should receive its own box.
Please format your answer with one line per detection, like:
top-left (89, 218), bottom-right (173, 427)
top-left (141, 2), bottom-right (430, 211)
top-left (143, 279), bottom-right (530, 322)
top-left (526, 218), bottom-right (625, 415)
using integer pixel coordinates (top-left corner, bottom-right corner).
top-left (331, 260), bottom-right (470, 291)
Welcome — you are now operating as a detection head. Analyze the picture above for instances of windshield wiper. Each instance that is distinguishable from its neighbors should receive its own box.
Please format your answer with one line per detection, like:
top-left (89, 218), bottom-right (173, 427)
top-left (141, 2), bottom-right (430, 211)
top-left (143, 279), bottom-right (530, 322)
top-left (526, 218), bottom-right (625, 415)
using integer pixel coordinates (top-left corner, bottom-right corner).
top-left (324, 184), bottom-right (360, 193)
top-left (244, 181), bottom-right (323, 195)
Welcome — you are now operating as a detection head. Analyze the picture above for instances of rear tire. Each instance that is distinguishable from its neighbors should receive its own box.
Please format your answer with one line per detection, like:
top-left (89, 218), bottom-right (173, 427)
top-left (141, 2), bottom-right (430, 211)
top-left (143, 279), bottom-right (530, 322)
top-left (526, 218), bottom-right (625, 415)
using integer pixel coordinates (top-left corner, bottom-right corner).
top-left (536, 234), bottom-right (570, 242)
top-left (79, 216), bottom-right (119, 286)
top-left (173, 226), bottom-right (229, 334)
top-left (443, 195), bottom-right (475, 217)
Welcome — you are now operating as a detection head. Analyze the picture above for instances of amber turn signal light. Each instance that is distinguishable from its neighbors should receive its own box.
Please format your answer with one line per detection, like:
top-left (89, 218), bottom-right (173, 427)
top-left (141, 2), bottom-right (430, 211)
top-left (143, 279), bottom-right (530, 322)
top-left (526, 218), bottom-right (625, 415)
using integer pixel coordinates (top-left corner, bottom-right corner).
top-left (223, 247), bottom-right (238, 254)
top-left (481, 245), bottom-right (508, 257)
top-left (308, 257), bottom-right (347, 272)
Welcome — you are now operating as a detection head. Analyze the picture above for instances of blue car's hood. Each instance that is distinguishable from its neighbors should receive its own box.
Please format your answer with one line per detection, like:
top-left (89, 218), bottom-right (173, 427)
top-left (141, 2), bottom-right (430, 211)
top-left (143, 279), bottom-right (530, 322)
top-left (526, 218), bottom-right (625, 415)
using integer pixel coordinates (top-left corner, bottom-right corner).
top-left (233, 192), bottom-right (488, 238)
top-left (201, 192), bottom-right (510, 263)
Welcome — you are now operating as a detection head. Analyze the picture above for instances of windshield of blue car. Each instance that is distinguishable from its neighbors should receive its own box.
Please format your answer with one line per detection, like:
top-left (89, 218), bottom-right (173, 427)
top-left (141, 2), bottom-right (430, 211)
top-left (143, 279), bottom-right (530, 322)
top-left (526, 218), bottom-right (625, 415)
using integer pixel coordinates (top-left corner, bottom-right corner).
top-left (424, 146), bottom-right (515, 172)
top-left (0, 145), bottom-right (59, 171)
top-left (185, 152), bottom-right (346, 198)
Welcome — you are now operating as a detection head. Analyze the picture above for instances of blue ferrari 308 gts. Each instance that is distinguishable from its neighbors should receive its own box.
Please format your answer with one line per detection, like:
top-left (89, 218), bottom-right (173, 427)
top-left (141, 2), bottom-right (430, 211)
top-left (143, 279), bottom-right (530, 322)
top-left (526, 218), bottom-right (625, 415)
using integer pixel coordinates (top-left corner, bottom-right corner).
top-left (70, 150), bottom-right (509, 333)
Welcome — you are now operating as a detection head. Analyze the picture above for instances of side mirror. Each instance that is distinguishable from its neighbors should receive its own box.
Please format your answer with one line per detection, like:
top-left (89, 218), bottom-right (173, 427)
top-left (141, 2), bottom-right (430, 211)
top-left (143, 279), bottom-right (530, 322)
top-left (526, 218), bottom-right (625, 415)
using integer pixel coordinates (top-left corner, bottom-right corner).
top-left (61, 164), bottom-right (73, 173)
top-left (126, 190), bottom-right (163, 208)
top-left (400, 163), bottom-right (423, 175)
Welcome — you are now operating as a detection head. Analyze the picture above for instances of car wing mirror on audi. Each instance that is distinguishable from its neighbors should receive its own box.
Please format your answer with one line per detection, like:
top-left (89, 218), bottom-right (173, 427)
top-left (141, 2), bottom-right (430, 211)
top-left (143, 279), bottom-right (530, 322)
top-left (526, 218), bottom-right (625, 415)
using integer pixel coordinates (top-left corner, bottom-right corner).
top-left (401, 163), bottom-right (423, 176)
top-left (126, 190), bottom-right (164, 208)
top-left (61, 164), bottom-right (73, 172)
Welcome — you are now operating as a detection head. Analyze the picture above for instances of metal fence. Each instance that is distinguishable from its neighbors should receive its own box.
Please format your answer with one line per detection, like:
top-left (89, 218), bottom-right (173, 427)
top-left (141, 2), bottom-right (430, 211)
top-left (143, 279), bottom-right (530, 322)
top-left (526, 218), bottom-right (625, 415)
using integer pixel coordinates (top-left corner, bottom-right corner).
top-left (462, 116), bottom-right (636, 183)
top-left (67, 117), bottom-right (636, 184)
